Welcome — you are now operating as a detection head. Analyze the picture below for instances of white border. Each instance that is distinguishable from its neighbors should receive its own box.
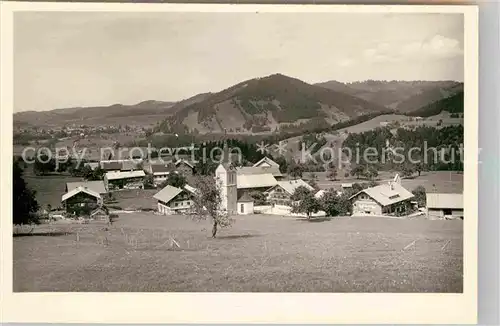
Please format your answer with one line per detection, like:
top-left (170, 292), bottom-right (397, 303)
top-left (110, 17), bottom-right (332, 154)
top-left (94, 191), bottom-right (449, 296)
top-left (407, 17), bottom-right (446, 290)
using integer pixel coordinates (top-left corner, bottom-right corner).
top-left (0, 2), bottom-right (478, 324)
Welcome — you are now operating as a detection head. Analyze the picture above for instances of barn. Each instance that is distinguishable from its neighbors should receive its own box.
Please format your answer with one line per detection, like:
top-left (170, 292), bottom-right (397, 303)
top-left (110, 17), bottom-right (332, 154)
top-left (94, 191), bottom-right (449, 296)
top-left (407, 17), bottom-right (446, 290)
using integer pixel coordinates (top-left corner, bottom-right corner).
top-left (426, 193), bottom-right (464, 220)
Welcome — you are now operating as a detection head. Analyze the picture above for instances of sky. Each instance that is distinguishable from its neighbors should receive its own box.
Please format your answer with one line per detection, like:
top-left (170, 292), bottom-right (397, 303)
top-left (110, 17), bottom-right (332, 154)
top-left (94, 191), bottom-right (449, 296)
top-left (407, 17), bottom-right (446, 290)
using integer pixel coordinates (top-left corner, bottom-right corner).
top-left (14, 12), bottom-right (464, 112)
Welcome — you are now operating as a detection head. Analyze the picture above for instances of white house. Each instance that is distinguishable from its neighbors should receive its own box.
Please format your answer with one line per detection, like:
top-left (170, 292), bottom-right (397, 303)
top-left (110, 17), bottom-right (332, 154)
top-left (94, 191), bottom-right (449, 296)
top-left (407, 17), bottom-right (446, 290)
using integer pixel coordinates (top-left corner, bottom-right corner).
top-left (153, 184), bottom-right (197, 215)
top-left (426, 193), bottom-right (464, 220)
top-left (237, 193), bottom-right (254, 215)
top-left (349, 175), bottom-right (414, 216)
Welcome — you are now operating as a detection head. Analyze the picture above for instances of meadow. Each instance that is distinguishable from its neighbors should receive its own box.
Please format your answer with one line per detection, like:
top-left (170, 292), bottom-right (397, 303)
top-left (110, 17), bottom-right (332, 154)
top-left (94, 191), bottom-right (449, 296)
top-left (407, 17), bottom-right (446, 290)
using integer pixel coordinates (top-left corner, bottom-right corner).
top-left (13, 213), bottom-right (463, 293)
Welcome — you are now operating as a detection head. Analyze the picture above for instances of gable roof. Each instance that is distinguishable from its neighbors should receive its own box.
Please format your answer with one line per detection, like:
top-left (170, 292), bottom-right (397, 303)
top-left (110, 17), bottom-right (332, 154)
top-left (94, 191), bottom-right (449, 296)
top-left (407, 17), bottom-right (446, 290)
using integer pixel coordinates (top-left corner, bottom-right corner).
top-left (62, 186), bottom-right (102, 202)
top-left (150, 164), bottom-right (172, 174)
top-left (105, 170), bottom-right (145, 181)
top-left (426, 193), bottom-right (463, 209)
top-left (174, 159), bottom-right (194, 169)
top-left (237, 173), bottom-right (277, 189)
top-left (349, 182), bottom-right (414, 207)
top-left (253, 157), bottom-right (280, 168)
top-left (237, 166), bottom-right (282, 178)
top-left (237, 193), bottom-right (254, 203)
top-left (153, 185), bottom-right (183, 204)
top-left (270, 179), bottom-right (315, 195)
top-left (66, 180), bottom-right (107, 194)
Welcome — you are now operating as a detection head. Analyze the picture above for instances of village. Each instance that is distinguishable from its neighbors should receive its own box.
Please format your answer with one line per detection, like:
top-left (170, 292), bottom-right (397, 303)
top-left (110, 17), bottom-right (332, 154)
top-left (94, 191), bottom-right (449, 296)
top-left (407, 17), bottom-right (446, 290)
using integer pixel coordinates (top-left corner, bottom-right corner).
top-left (52, 150), bottom-right (463, 222)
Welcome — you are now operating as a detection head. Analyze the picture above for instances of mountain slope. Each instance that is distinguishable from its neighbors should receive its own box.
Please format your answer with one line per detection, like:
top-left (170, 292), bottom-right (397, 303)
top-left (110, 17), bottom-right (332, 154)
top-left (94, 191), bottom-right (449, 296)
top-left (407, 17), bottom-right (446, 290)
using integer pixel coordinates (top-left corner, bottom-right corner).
top-left (159, 73), bottom-right (388, 134)
top-left (407, 91), bottom-right (464, 117)
top-left (13, 92), bottom-right (213, 127)
top-left (315, 80), bottom-right (462, 109)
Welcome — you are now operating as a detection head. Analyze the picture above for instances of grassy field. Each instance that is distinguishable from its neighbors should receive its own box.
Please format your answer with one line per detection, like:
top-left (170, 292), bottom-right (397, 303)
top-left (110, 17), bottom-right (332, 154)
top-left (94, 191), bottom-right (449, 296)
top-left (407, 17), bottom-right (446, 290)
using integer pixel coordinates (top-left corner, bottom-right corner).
top-left (24, 171), bottom-right (83, 209)
top-left (13, 213), bottom-right (463, 292)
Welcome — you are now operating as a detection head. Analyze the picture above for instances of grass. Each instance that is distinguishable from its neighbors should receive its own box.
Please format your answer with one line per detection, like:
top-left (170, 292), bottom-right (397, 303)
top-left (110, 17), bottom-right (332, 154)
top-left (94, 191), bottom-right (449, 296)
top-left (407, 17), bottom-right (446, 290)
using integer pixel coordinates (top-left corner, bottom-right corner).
top-left (13, 213), bottom-right (463, 292)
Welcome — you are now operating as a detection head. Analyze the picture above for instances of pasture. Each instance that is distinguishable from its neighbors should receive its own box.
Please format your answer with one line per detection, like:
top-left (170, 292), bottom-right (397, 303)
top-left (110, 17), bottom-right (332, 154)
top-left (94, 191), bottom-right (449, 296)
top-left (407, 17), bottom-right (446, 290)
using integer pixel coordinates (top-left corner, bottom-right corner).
top-left (14, 213), bottom-right (463, 292)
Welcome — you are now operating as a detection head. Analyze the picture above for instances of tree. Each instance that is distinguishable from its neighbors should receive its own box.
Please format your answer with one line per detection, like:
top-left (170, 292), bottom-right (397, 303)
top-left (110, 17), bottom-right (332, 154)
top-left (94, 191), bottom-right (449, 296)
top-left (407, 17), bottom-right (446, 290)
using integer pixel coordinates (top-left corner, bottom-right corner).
top-left (33, 154), bottom-right (56, 175)
top-left (161, 173), bottom-right (187, 189)
top-left (190, 176), bottom-right (233, 238)
top-left (291, 191), bottom-right (321, 219)
top-left (80, 165), bottom-right (94, 180)
top-left (274, 156), bottom-right (288, 174)
top-left (327, 166), bottom-right (338, 181)
top-left (13, 159), bottom-right (40, 225)
top-left (143, 174), bottom-right (155, 189)
top-left (287, 164), bottom-right (304, 179)
top-left (249, 191), bottom-right (267, 205)
top-left (290, 185), bottom-right (313, 202)
top-left (412, 185), bottom-right (426, 207)
top-left (364, 165), bottom-right (379, 180)
top-left (401, 164), bottom-right (415, 179)
top-left (350, 164), bottom-right (365, 179)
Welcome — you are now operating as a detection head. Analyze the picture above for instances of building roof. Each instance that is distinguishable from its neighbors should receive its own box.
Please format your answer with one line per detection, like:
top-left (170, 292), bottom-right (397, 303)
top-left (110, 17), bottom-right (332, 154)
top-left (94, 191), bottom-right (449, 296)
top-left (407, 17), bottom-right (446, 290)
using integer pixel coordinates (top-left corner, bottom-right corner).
top-left (341, 183), bottom-right (353, 188)
top-left (253, 157), bottom-right (280, 168)
top-left (237, 193), bottom-right (254, 203)
top-left (183, 184), bottom-right (198, 194)
top-left (62, 186), bottom-right (102, 202)
top-left (100, 161), bottom-right (122, 171)
top-left (150, 164), bottom-right (172, 174)
top-left (66, 180), bottom-right (107, 194)
top-left (121, 159), bottom-right (142, 171)
top-left (153, 185), bottom-right (183, 204)
top-left (315, 189), bottom-right (327, 199)
top-left (105, 170), bottom-right (145, 181)
top-left (350, 182), bottom-right (414, 207)
top-left (426, 193), bottom-right (463, 209)
top-left (237, 165), bottom-right (282, 177)
top-left (271, 179), bottom-right (315, 195)
top-left (237, 173), bottom-right (277, 189)
top-left (174, 159), bottom-right (194, 169)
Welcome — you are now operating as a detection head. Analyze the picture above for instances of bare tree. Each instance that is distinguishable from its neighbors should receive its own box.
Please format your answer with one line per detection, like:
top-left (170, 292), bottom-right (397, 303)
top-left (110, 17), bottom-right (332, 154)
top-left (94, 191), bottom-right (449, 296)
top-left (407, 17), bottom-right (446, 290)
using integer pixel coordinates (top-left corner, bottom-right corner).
top-left (190, 176), bottom-right (234, 238)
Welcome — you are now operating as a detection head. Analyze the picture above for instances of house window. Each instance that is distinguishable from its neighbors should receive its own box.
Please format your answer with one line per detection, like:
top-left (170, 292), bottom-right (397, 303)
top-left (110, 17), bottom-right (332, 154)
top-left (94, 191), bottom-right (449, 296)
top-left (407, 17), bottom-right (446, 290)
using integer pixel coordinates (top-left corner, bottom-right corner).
top-left (443, 209), bottom-right (452, 215)
top-left (174, 202), bottom-right (179, 207)
top-left (240, 203), bottom-right (244, 213)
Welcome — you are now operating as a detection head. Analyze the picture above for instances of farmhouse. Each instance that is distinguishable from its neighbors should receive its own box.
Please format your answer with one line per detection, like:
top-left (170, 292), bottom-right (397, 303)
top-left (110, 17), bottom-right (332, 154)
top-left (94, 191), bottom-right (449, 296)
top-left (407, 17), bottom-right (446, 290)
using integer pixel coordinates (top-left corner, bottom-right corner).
top-left (174, 159), bottom-right (195, 177)
top-left (349, 175), bottom-right (414, 216)
top-left (61, 186), bottom-right (103, 216)
top-left (266, 179), bottom-right (315, 205)
top-left (104, 170), bottom-right (146, 190)
top-left (154, 184), bottom-right (197, 215)
top-left (253, 156), bottom-right (279, 168)
top-left (426, 193), bottom-right (464, 220)
top-left (148, 164), bottom-right (172, 186)
top-left (65, 180), bottom-right (107, 195)
top-left (100, 159), bottom-right (143, 172)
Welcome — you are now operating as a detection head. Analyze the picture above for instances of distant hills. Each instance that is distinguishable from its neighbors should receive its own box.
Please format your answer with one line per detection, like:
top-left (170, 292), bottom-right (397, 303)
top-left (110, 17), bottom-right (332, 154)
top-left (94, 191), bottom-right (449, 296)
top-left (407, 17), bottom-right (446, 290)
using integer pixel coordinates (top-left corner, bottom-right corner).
top-left (14, 74), bottom-right (464, 133)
